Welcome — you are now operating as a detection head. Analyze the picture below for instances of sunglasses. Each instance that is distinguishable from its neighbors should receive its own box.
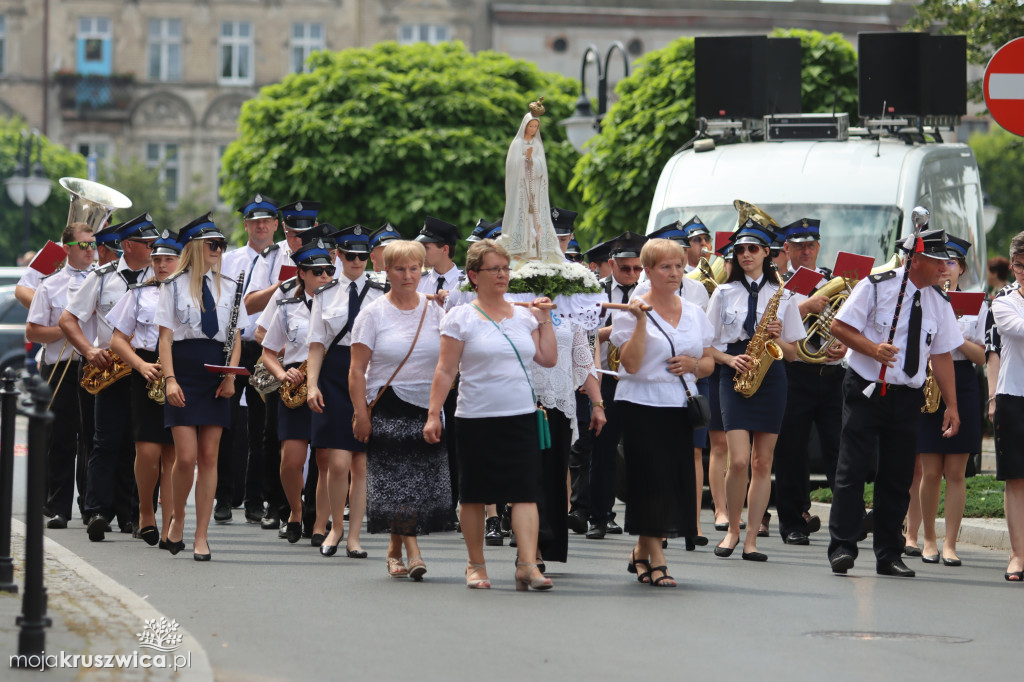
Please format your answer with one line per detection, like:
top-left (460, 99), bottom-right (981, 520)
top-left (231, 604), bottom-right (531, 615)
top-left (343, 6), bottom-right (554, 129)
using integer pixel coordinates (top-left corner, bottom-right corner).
top-left (205, 240), bottom-right (227, 252)
top-left (566, 254), bottom-right (584, 263)
top-left (343, 252), bottom-right (369, 262)
top-left (65, 241), bottom-right (96, 250)
top-left (617, 265), bottom-right (644, 273)
top-left (734, 244), bottom-right (764, 255)
top-left (124, 239), bottom-right (154, 249)
top-left (302, 265), bottom-right (336, 277)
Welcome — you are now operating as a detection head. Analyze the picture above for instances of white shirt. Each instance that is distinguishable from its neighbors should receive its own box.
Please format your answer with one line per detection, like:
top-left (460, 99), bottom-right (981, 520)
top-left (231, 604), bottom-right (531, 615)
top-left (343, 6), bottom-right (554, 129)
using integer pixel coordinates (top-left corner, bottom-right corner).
top-left (440, 304), bottom-right (539, 418)
top-left (351, 293), bottom-right (444, 409)
top-left (417, 264), bottom-right (463, 295)
top-left (610, 302), bottom-right (714, 408)
top-left (65, 256), bottom-right (152, 349)
top-left (17, 267), bottom-right (44, 292)
top-left (599, 275), bottom-right (638, 369)
top-left (261, 291), bottom-right (313, 366)
top-left (223, 244), bottom-right (262, 341)
top-left (835, 267), bottom-right (963, 388)
top-left (632, 277), bottom-right (710, 311)
top-left (155, 269), bottom-right (248, 343)
top-left (246, 239), bottom-right (291, 298)
top-left (307, 273), bottom-right (385, 347)
top-left (107, 282), bottom-right (162, 352)
top-left (26, 265), bottom-right (91, 364)
top-left (992, 290), bottom-right (1024, 396)
top-left (706, 276), bottom-right (806, 347)
top-left (951, 299), bottom-right (987, 363)
top-left (255, 279), bottom-right (299, 332)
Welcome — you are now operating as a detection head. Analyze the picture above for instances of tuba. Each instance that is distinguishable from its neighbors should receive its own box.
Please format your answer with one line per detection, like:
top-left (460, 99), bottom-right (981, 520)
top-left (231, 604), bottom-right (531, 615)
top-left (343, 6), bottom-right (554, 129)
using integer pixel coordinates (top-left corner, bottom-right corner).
top-left (686, 249), bottom-right (727, 296)
top-left (279, 360), bottom-right (309, 409)
top-left (59, 177), bottom-right (132, 232)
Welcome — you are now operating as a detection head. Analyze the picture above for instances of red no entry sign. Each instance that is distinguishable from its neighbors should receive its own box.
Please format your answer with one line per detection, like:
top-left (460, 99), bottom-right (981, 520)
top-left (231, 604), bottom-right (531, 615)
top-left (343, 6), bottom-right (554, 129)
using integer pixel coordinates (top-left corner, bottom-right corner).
top-left (985, 37), bottom-right (1024, 137)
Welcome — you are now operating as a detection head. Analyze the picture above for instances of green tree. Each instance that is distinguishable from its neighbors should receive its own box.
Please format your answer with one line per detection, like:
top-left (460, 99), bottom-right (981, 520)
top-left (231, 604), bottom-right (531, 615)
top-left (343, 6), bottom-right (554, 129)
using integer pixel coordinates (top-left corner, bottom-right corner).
top-left (570, 30), bottom-right (858, 243)
top-left (906, 0), bottom-right (1024, 104)
top-left (969, 125), bottom-right (1024, 258)
top-left (0, 118), bottom-right (87, 264)
top-left (220, 41), bottom-right (579, 258)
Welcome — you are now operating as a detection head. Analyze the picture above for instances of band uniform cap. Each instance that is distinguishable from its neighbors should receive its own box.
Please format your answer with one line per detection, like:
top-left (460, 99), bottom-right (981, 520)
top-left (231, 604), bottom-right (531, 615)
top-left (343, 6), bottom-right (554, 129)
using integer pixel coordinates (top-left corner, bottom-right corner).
top-left (151, 230), bottom-right (183, 257)
top-left (732, 219), bottom-right (777, 248)
top-left (370, 222), bottom-right (402, 249)
top-left (783, 218), bottom-right (821, 243)
top-left (648, 220), bottom-right (691, 246)
top-left (178, 212), bottom-right (225, 244)
top-left (566, 238), bottom-right (582, 256)
top-left (414, 216), bottom-right (459, 246)
top-left (483, 218), bottom-right (503, 241)
top-left (550, 207), bottom-right (578, 235)
top-left (716, 241), bottom-right (735, 258)
top-left (609, 231), bottom-right (648, 259)
top-left (945, 234), bottom-right (971, 259)
top-left (291, 239), bottom-right (334, 267)
top-left (116, 212), bottom-right (160, 242)
top-left (681, 215), bottom-right (710, 238)
top-left (584, 239), bottom-right (612, 263)
top-left (239, 193), bottom-right (279, 220)
top-left (336, 224), bottom-right (371, 253)
top-left (280, 200), bottom-right (320, 231)
top-left (93, 222), bottom-right (123, 246)
top-left (914, 228), bottom-right (952, 260)
top-left (299, 223), bottom-right (340, 248)
top-left (467, 218), bottom-right (494, 243)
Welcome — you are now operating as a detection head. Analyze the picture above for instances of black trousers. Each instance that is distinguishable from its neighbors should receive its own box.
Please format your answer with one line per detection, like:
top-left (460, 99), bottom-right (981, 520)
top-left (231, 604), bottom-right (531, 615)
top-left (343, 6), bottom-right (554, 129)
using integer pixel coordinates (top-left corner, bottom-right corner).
top-left (84, 376), bottom-right (137, 525)
top-left (774, 363), bottom-right (843, 537)
top-left (77, 369), bottom-right (94, 519)
top-left (215, 382), bottom-right (248, 507)
top-left (261, 389), bottom-right (285, 516)
top-left (537, 410), bottom-right (572, 563)
top-left (828, 370), bottom-right (923, 564)
top-left (589, 375), bottom-right (620, 525)
top-left (42, 360), bottom-right (81, 519)
top-left (443, 378), bottom-right (459, 511)
top-left (569, 391), bottom-right (592, 517)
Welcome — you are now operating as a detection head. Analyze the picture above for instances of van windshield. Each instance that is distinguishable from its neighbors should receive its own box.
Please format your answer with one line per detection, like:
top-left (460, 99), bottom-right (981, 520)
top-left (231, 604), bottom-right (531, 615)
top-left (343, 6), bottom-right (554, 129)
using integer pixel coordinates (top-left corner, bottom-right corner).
top-left (654, 204), bottom-right (903, 272)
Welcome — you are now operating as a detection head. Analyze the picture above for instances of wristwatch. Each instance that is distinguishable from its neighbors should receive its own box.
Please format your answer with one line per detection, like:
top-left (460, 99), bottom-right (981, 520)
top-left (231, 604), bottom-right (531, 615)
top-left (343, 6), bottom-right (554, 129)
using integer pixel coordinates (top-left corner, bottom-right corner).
top-left (593, 400), bottom-right (606, 409)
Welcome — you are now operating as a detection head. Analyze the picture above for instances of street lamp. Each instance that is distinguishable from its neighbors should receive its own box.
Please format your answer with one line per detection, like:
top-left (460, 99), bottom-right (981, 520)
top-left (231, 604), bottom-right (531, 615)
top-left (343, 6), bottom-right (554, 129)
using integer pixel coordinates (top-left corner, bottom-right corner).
top-left (559, 42), bottom-right (631, 153)
top-left (5, 129), bottom-right (52, 256)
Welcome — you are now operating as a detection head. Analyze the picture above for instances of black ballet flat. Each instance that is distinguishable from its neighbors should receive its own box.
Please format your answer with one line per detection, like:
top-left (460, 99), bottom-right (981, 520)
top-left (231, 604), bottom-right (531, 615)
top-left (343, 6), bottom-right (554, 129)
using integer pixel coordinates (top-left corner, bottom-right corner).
top-left (165, 538), bottom-right (185, 556)
top-left (158, 539), bottom-right (168, 550)
top-left (904, 545), bottom-right (923, 557)
top-left (941, 555), bottom-right (962, 567)
top-left (922, 554), bottom-right (940, 564)
top-left (742, 551), bottom-right (768, 562)
top-left (346, 548), bottom-right (368, 559)
top-left (320, 544), bottom-right (338, 557)
top-left (714, 542), bottom-right (736, 558)
top-left (714, 521), bottom-right (728, 531)
top-left (193, 543), bottom-right (212, 562)
top-left (311, 533), bottom-right (326, 547)
top-left (285, 521), bottom-right (302, 544)
top-left (686, 535), bottom-right (708, 551)
top-left (139, 526), bottom-right (159, 547)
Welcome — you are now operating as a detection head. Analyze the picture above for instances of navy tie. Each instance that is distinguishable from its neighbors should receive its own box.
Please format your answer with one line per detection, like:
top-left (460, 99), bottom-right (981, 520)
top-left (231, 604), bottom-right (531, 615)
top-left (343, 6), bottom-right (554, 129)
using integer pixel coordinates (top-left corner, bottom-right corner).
top-left (744, 280), bottom-right (759, 338)
top-left (348, 281), bottom-right (360, 324)
top-left (903, 291), bottom-right (922, 376)
top-left (436, 277), bottom-right (445, 294)
top-left (201, 277), bottom-right (218, 339)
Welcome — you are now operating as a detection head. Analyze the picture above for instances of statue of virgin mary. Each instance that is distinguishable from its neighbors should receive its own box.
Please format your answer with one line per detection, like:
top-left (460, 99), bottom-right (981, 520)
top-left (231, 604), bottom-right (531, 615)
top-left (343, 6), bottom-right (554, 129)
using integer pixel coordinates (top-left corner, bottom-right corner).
top-left (500, 98), bottom-right (564, 267)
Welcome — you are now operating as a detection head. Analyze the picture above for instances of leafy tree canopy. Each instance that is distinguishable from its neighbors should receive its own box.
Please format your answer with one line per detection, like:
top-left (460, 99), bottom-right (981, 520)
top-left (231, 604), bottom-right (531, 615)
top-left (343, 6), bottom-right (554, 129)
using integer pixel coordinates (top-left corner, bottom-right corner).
top-left (220, 41), bottom-right (579, 256)
top-left (0, 118), bottom-right (86, 264)
top-left (570, 29), bottom-right (858, 244)
top-left (969, 125), bottom-right (1024, 258)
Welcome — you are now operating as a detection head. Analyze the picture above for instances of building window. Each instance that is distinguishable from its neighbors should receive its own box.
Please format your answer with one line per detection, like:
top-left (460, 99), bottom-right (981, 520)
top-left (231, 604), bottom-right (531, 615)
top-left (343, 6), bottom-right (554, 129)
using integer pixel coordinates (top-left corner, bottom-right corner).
top-left (148, 19), bottom-right (182, 82)
top-left (398, 24), bottom-right (450, 46)
top-left (291, 22), bottom-right (324, 74)
top-left (146, 143), bottom-right (179, 204)
top-left (219, 21), bottom-right (253, 85)
top-left (76, 141), bottom-right (110, 161)
top-left (216, 144), bottom-right (228, 201)
top-left (0, 16), bottom-right (7, 76)
top-left (78, 17), bottom-right (111, 64)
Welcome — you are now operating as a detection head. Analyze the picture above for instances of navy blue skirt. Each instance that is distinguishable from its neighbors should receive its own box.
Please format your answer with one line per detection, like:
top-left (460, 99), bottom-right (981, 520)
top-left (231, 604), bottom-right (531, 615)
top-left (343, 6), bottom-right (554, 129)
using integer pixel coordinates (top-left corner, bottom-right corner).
top-left (278, 362), bottom-right (312, 442)
top-left (130, 348), bottom-right (172, 444)
top-left (692, 375), bottom-right (710, 448)
top-left (719, 341), bottom-right (787, 434)
top-left (165, 339), bottom-right (231, 429)
top-left (310, 344), bottom-right (361, 451)
top-left (708, 364), bottom-right (725, 432)
top-left (917, 360), bottom-right (981, 454)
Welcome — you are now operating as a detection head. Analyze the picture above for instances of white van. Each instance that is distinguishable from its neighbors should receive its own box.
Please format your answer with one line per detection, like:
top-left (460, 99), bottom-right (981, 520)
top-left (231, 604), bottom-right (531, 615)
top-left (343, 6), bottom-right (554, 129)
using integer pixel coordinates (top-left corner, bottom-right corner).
top-left (646, 135), bottom-right (987, 290)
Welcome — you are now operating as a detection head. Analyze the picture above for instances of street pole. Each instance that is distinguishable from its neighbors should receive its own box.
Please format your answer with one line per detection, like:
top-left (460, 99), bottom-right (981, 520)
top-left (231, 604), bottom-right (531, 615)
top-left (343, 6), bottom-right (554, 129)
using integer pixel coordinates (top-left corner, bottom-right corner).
top-left (0, 367), bottom-right (19, 593)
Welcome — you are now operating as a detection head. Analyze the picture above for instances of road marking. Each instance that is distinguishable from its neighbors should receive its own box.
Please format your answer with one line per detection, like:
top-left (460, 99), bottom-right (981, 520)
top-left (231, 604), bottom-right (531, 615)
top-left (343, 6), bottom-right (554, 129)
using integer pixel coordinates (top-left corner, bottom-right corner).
top-left (989, 73), bottom-right (1024, 100)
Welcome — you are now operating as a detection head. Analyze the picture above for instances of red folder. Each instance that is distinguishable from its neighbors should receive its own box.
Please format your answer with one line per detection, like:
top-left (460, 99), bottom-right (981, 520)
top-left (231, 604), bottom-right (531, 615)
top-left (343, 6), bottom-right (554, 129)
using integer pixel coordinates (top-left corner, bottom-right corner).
top-left (784, 266), bottom-right (825, 295)
top-left (204, 364), bottom-right (252, 376)
top-left (28, 241), bottom-right (67, 275)
top-left (278, 265), bottom-right (297, 282)
top-left (947, 291), bottom-right (985, 318)
top-left (831, 251), bottom-right (875, 283)
top-left (714, 231), bottom-right (733, 255)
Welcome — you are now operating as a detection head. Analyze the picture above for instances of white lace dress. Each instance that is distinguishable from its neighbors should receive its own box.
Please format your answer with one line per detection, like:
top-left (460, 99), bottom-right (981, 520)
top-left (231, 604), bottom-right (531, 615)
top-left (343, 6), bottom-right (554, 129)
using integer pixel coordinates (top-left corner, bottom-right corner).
top-left (532, 315), bottom-right (598, 444)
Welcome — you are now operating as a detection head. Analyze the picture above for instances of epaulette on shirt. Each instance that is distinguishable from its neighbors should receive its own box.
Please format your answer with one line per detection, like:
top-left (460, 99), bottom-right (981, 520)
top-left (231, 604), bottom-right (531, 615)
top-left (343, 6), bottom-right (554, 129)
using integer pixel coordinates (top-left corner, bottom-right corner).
top-left (819, 266), bottom-right (833, 279)
top-left (312, 280), bottom-right (338, 296)
top-left (94, 261), bottom-right (118, 277)
top-left (277, 296), bottom-right (302, 306)
top-left (163, 271), bottom-right (185, 284)
top-left (868, 270), bottom-right (898, 284)
top-left (128, 280), bottom-right (160, 290)
top-left (280, 277), bottom-right (299, 293)
top-left (932, 284), bottom-right (951, 302)
top-left (994, 281), bottom-right (1020, 299)
top-left (260, 243), bottom-right (280, 258)
top-left (40, 269), bottom-right (62, 281)
top-left (781, 272), bottom-right (794, 283)
top-left (367, 279), bottom-right (387, 291)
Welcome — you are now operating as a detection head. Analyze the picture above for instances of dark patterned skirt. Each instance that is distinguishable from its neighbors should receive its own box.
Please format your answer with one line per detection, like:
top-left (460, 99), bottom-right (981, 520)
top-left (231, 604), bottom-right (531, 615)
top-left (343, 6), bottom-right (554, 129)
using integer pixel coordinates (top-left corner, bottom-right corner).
top-left (310, 344), bottom-right (361, 451)
top-left (365, 387), bottom-right (454, 536)
top-left (165, 339), bottom-right (230, 429)
top-left (130, 348), bottom-right (172, 444)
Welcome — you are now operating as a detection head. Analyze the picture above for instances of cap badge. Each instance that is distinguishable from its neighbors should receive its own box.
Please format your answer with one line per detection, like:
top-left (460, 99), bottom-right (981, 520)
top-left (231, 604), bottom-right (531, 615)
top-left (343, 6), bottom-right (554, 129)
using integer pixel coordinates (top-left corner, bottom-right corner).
top-left (161, 230), bottom-right (169, 239)
top-left (145, 213), bottom-right (153, 222)
top-left (316, 239), bottom-right (325, 249)
top-left (354, 226), bottom-right (362, 236)
top-left (296, 202), bottom-right (303, 211)
top-left (801, 219), bottom-right (809, 228)
top-left (552, 209), bottom-right (560, 220)
top-left (254, 193), bottom-right (263, 203)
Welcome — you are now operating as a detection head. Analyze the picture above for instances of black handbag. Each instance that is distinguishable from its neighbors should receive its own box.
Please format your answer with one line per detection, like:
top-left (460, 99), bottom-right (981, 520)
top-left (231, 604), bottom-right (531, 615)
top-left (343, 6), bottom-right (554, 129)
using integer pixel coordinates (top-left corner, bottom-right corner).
top-left (645, 311), bottom-right (711, 429)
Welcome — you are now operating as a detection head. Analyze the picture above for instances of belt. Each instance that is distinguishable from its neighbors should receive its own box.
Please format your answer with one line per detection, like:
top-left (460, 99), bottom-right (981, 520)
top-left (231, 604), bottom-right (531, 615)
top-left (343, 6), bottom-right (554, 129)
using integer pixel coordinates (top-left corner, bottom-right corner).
top-left (792, 362), bottom-right (845, 377)
top-left (848, 369), bottom-right (920, 394)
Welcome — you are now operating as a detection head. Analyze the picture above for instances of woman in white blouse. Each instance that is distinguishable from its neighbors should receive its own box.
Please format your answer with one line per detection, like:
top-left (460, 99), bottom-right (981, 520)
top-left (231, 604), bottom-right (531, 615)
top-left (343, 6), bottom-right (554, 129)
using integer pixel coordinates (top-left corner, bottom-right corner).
top-left (108, 232), bottom-right (180, 548)
top-left (424, 240), bottom-right (557, 590)
top-left (991, 231), bottom-right (1024, 582)
top-left (706, 223), bottom-right (805, 562)
top-left (261, 241), bottom-right (333, 545)
top-left (155, 216), bottom-right (246, 561)
top-left (905, 237), bottom-right (986, 566)
top-left (613, 239), bottom-right (714, 587)
top-left (349, 240), bottom-right (453, 580)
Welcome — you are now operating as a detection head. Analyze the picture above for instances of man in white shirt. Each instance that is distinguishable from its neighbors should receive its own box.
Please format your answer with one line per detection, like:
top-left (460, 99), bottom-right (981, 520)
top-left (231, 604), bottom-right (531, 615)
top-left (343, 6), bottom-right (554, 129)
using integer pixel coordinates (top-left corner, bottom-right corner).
top-left (828, 226), bottom-right (962, 578)
top-left (415, 216), bottom-right (462, 295)
top-left (368, 222), bottom-right (402, 288)
top-left (682, 216), bottom-right (711, 274)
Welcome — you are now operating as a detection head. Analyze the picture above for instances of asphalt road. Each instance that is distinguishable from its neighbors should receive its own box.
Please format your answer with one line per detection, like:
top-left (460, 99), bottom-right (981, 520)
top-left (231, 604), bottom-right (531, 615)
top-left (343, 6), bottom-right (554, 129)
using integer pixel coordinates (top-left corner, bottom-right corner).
top-left (5, 423), bottom-right (1020, 681)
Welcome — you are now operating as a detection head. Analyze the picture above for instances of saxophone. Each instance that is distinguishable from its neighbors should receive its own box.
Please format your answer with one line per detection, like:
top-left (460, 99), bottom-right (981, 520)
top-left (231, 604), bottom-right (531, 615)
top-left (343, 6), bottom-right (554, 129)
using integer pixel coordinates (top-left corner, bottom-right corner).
top-left (279, 360), bottom-right (309, 409)
top-left (147, 375), bottom-right (166, 405)
top-left (733, 263), bottom-right (787, 398)
top-left (80, 353), bottom-right (132, 394)
top-left (920, 279), bottom-right (951, 414)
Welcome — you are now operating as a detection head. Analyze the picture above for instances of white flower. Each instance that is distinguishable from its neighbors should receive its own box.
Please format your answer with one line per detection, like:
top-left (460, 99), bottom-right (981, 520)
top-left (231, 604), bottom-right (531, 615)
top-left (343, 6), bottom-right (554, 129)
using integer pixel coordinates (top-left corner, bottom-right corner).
top-left (511, 260), bottom-right (599, 287)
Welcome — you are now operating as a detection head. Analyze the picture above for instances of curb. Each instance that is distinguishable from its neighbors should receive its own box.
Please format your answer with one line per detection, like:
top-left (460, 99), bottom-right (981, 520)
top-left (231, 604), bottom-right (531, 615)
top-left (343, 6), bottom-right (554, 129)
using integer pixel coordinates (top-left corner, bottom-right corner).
top-left (11, 519), bottom-right (214, 681)
top-left (808, 501), bottom-right (1011, 551)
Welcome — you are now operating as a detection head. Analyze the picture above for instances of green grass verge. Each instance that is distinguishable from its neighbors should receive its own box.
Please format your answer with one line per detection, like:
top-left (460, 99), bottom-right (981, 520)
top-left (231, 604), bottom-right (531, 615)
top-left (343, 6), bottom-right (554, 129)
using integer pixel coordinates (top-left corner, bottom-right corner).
top-left (808, 475), bottom-right (1005, 518)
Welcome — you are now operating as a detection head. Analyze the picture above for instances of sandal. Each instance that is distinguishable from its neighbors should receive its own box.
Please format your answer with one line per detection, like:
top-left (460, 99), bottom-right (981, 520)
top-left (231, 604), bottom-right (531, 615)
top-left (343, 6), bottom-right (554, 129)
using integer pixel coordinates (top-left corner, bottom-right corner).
top-left (1005, 571), bottom-right (1023, 582)
top-left (466, 562), bottom-right (490, 589)
top-left (627, 550), bottom-right (651, 584)
top-left (387, 557), bottom-right (408, 578)
top-left (649, 565), bottom-right (676, 587)
top-left (407, 557), bottom-right (427, 581)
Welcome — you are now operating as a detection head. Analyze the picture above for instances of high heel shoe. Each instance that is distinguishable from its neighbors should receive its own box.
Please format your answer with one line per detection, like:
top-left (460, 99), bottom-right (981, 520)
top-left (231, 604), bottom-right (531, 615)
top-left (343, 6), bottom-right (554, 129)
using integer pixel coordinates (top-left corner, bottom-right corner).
top-left (648, 565), bottom-right (676, 587)
top-left (165, 537), bottom-right (185, 556)
top-left (193, 541), bottom-right (211, 562)
top-left (515, 562), bottom-right (552, 591)
top-left (465, 562), bottom-right (491, 589)
top-left (1004, 571), bottom-right (1023, 582)
top-left (627, 550), bottom-right (651, 584)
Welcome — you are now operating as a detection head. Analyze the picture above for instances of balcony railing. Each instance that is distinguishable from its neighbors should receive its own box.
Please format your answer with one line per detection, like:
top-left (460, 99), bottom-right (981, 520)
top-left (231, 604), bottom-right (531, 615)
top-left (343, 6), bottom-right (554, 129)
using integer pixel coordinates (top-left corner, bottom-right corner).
top-left (55, 74), bottom-right (134, 118)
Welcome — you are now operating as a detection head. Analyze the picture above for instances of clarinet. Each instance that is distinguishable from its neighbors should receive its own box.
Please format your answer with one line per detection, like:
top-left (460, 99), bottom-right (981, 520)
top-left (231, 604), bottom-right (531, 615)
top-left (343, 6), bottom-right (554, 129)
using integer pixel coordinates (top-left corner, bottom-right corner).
top-left (223, 271), bottom-right (246, 365)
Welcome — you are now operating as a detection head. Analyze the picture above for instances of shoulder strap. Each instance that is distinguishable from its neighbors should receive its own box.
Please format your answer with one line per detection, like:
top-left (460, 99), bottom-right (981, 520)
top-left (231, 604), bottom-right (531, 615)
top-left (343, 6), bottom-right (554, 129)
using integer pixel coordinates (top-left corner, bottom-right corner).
top-left (330, 280), bottom-right (372, 347)
top-left (644, 310), bottom-right (697, 398)
top-left (368, 298), bottom-right (430, 409)
top-left (473, 304), bottom-right (537, 402)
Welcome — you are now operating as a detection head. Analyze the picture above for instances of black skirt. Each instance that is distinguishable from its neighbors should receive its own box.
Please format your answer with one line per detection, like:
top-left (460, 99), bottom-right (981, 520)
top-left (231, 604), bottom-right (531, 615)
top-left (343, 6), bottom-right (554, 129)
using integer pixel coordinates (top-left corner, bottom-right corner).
top-left (708, 364), bottom-right (725, 432)
top-left (618, 401), bottom-right (696, 538)
top-left (130, 348), bottom-right (172, 444)
top-left (537, 409), bottom-right (572, 563)
top-left (719, 341), bottom-right (788, 434)
top-left (310, 344), bottom-right (361, 451)
top-left (165, 339), bottom-right (230, 429)
top-left (277, 362), bottom-right (312, 442)
top-left (994, 394), bottom-right (1024, 481)
top-left (365, 388), bottom-right (454, 536)
top-left (455, 412), bottom-right (540, 504)
top-left (917, 360), bottom-right (981, 454)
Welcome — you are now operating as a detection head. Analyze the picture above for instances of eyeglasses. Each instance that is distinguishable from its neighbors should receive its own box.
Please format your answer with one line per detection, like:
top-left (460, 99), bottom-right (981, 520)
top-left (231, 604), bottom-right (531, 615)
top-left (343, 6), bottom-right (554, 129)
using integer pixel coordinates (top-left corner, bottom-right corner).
top-left (734, 244), bottom-right (764, 255)
top-left (302, 265), bottom-right (336, 277)
top-left (477, 266), bottom-right (511, 275)
top-left (616, 265), bottom-right (644, 273)
top-left (566, 254), bottom-right (584, 263)
top-left (1011, 261), bottom-right (1024, 273)
top-left (343, 252), bottom-right (369, 262)
top-left (205, 240), bottom-right (227, 252)
top-left (65, 241), bottom-right (96, 250)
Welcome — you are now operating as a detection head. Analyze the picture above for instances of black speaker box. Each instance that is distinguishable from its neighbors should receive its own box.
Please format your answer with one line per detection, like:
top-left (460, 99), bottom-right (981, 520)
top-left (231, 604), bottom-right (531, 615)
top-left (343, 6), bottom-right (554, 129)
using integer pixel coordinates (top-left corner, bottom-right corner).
top-left (926, 35), bottom-right (967, 116)
top-left (859, 32), bottom-right (967, 118)
top-left (696, 36), bottom-right (767, 119)
top-left (766, 38), bottom-right (803, 115)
